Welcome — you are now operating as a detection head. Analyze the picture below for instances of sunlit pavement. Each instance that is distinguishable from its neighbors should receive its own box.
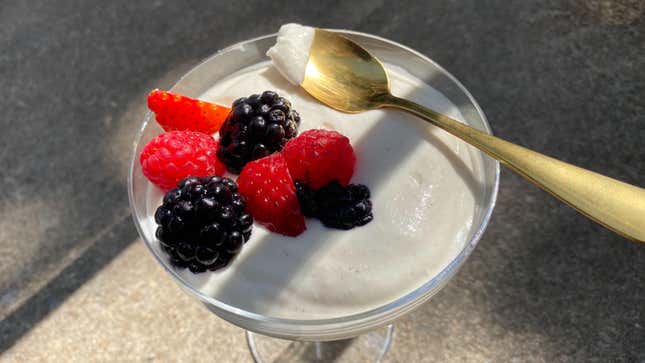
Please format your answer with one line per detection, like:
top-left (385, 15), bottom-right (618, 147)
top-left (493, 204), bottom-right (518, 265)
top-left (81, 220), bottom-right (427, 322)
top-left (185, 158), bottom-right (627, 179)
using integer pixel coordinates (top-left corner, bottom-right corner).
top-left (3, 241), bottom-right (248, 362)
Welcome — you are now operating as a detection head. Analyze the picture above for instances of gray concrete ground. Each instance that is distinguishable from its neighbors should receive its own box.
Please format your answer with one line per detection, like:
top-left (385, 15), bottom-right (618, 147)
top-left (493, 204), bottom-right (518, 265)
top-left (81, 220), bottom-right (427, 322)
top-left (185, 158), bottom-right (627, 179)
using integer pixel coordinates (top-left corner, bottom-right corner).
top-left (0, 0), bottom-right (644, 361)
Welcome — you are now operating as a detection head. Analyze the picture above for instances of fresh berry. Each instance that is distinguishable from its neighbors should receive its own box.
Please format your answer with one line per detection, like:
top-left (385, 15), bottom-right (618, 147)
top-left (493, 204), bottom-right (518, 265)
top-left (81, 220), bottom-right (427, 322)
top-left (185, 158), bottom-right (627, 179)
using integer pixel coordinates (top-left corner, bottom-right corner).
top-left (140, 131), bottom-right (225, 191)
top-left (295, 180), bottom-right (373, 230)
top-left (237, 153), bottom-right (306, 236)
top-left (217, 91), bottom-right (301, 173)
top-left (282, 129), bottom-right (356, 190)
top-left (155, 176), bottom-right (253, 273)
top-left (294, 181), bottom-right (318, 218)
top-left (147, 89), bottom-right (231, 134)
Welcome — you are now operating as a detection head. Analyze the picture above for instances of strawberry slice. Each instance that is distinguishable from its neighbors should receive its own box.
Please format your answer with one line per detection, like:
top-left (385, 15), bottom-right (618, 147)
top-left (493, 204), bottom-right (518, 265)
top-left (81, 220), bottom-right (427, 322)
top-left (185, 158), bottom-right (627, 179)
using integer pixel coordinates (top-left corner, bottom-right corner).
top-left (237, 153), bottom-right (306, 237)
top-left (147, 89), bottom-right (230, 134)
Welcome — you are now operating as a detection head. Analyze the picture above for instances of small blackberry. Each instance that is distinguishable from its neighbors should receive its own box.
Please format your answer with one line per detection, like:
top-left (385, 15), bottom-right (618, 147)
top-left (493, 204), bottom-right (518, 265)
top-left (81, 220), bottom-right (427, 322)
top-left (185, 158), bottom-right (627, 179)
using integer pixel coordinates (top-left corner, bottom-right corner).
top-left (295, 180), bottom-right (373, 230)
top-left (155, 176), bottom-right (253, 273)
top-left (294, 181), bottom-right (318, 218)
top-left (218, 90), bottom-right (301, 173)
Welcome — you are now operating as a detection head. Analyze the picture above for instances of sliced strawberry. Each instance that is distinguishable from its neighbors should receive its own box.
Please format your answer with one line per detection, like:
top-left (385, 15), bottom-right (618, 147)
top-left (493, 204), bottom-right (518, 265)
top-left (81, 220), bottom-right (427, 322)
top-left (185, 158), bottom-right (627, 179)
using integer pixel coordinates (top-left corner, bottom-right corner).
top-left (237, 153), bottom-right (306, 237)
top-left (282, 129), bottom-right (356, 190)
top-left (147, 89), bottom-right (230, 134)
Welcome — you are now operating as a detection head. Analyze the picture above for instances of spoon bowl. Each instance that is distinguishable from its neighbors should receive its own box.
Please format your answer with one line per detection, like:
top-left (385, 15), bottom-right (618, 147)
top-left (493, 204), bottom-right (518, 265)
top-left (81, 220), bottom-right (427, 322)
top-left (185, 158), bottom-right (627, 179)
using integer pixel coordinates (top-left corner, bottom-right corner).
top-left (301, 29), bottom-right (391, 112)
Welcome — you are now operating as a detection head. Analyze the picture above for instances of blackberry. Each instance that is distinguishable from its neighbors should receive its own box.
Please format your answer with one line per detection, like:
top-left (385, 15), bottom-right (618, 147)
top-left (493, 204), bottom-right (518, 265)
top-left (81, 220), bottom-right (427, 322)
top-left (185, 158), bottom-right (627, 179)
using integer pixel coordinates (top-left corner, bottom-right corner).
top-left (294, 181), bottom-right (318, 218)
top-left (218, 90), bottom-right (301, 173)
top-left (295, 180), bottom-right (373, 230)
top-left (154, 176), bottom-right (253, 273)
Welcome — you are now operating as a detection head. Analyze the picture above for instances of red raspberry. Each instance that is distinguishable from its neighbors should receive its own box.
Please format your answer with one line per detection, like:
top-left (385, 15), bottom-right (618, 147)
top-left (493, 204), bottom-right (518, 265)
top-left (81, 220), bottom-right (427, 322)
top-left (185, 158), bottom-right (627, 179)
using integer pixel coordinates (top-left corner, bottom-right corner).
top-left (237, 153), bottom-right (306, 236)
top-left (282, 129), bottom-right (356, 190)
top-left (147, 89), bottom-right (231, 134)
top-left (139, 131), bottom-right (225, 191)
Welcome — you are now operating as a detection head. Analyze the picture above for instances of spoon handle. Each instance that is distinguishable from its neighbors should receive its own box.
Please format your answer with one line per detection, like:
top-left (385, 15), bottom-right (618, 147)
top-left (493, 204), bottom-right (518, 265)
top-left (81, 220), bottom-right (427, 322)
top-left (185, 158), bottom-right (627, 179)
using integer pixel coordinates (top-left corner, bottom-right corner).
top-left (384, 95), bottom-right (645, 243)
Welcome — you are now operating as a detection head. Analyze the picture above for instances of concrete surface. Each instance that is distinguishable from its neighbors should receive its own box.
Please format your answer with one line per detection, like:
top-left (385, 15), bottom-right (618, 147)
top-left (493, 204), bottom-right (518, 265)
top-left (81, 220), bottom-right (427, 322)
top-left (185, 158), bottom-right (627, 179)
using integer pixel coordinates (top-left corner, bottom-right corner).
top-left (0, 0), bottom-right (644, 362)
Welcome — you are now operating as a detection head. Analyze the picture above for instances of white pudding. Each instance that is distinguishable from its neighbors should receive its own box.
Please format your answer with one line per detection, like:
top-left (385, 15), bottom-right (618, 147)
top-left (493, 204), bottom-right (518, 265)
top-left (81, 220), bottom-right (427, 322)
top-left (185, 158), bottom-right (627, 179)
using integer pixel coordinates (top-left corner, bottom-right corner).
top-left (266, 23), bottom-right (315, 85)
top-left (144, 62), bottom-right (485, 320)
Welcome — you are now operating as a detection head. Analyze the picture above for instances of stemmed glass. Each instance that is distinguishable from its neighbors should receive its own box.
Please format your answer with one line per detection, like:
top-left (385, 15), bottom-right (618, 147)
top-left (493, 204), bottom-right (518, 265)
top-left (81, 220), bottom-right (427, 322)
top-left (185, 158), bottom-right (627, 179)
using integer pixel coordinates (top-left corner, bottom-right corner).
top-left (128, 30), bottom-right (499, 362)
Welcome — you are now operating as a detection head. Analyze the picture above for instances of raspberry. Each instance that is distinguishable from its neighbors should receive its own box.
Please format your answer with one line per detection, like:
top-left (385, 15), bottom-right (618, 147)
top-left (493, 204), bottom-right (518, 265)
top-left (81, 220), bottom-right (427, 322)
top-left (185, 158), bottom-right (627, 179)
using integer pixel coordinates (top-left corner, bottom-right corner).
top-left (140, 131), bottom-right (225, 191)
top-left (147, 89), bottom-right (231, 134)
top-left (282, 129), bottom-right (356, 190)
top-left (237, 153), bottom-right (305, 236)
top-left (217, 90), bottom-right (301, 173)
top-left (155, 176), bottom-right (253, 273)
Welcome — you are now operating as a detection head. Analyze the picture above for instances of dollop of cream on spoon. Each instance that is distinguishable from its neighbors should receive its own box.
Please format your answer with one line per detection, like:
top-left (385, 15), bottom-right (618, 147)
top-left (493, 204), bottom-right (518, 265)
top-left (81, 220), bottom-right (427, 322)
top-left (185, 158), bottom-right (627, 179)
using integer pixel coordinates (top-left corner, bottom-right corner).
top-left (266, 23), bottom-right (315, 85)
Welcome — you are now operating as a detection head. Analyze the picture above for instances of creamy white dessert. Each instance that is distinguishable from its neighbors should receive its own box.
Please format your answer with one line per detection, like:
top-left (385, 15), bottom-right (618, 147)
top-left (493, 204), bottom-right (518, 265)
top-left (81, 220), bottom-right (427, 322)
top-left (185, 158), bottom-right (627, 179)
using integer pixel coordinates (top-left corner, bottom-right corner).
top-left (144, 60), bottom-right (486, 319)
top-left (266, 23), bottom-right (314, 85)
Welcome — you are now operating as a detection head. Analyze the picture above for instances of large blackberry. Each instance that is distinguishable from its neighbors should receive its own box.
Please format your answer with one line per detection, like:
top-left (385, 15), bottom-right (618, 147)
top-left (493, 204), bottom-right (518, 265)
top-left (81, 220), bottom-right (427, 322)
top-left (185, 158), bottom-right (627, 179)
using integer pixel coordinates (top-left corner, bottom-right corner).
top-left (218, 90), bottom-right (301, 173)
top-left (154, 176), bottom-right (253, 273)
top-left (295, 180), bottom-right (373, 230)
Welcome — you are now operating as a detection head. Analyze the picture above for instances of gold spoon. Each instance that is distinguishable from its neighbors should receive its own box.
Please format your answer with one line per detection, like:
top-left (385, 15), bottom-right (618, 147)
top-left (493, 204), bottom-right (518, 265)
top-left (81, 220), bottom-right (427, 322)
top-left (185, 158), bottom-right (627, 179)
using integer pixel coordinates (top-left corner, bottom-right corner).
top-left (300, 29), bottom-right (645, 243)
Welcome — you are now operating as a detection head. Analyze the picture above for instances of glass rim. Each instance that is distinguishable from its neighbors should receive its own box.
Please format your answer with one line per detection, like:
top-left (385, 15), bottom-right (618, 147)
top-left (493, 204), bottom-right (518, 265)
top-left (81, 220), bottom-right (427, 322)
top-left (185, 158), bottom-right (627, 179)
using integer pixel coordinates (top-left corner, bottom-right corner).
top-left (128, 29), bottom-right (500, 338)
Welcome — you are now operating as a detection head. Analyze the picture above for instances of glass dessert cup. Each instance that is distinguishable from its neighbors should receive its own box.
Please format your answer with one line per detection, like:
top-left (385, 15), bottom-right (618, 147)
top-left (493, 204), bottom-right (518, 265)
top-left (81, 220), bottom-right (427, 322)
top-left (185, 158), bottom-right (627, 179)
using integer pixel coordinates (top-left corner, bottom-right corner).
top-left (128, 30), bottom-right (499, 362)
